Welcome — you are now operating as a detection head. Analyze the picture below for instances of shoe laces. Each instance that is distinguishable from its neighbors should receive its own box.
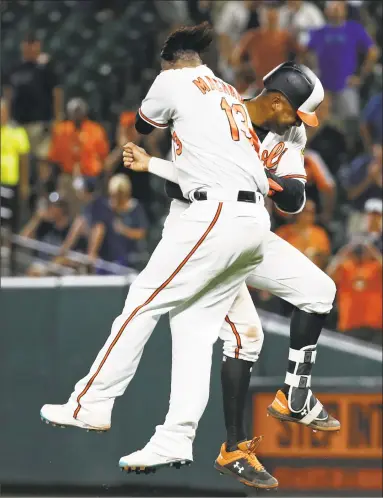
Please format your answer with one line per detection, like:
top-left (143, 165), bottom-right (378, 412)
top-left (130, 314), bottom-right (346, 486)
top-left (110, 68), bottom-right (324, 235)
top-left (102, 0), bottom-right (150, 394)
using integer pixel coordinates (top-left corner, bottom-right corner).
top-left (244, 436), bottom-right (265, 472)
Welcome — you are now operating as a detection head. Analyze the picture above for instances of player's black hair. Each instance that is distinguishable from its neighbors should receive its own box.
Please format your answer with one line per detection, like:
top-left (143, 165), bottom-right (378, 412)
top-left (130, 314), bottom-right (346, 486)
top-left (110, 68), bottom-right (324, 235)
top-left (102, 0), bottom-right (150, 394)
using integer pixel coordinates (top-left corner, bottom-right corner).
top-left (160, 22), bottom-right (213, 62)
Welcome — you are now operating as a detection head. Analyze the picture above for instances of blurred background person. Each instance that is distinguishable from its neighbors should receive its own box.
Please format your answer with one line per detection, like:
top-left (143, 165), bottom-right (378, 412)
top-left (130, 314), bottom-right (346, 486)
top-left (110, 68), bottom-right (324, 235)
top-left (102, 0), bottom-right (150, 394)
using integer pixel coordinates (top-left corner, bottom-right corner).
top-left (275, 199), bottom-right (331, 271)
top-left (56, 177), bottom-right (102, 261)
top-left (305, 92), bottom-right (348, 177)
top-left (56, 175), bottom-right (147, 274)
top-left (361, 197), bottom-right (383, 252)
top-left (2, 32), bottom-right (63, 160)
top-left (279, 0), bottom-right (325, 45)
top-left (360, 91), bottom-right (383, 153)
top-left (105, 109), bottom-right (160, 212)
top-left (339, 142), bottom-right (382, 235)
top-left (0, 98), bottom-right (30, 233)
top-left (105, 110), bottom-right (139, 176)
top-left (48, 97), bottom-right (109, 217)
top-left (86, 174), bottom-right (148, 273)
top-left (303, 149), bottom-right (337, 227)
top-left (303, 0), bottom-right (379, 142)
top-left (20, 197), bottom-right (79, 277)
top-left (232, 2), bottom-right (301, 89)
top-left (234, 66), bottom-right (259, 99)
top-left (108, 174), bottom-right (148, 270)
top-left (215, 0), bottom-right (263, 83)
top-left (327, 223), bottom-right (382, 345)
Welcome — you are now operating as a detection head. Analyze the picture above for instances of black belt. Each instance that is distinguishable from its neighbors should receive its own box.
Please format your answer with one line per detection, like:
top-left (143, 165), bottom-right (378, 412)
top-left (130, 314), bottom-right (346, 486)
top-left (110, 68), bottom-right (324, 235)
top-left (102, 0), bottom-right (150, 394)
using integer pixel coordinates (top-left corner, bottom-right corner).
top-left (164, 181), bottom-right (258, 204)
top-left (193, 190), bottom-right (257, 203)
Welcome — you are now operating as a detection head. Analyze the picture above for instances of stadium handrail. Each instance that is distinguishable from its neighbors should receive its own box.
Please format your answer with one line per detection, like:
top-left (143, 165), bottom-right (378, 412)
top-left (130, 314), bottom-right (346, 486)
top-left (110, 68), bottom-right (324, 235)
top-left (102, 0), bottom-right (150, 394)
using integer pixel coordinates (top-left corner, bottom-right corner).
top-left (8, 234), bottom-right (139, 277)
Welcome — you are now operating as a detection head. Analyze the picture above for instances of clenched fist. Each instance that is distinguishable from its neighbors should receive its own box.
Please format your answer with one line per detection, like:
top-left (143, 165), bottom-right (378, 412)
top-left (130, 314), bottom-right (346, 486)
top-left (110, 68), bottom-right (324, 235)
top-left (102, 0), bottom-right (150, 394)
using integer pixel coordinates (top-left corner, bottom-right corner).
top-left (122, 142), bottom-right (151, 172)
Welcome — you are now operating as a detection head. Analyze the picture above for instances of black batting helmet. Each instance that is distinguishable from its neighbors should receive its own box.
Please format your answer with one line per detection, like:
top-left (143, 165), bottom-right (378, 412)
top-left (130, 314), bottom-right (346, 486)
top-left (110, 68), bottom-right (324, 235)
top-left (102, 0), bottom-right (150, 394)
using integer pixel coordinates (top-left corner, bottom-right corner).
top-left (263, 62), bottom-right (324, 127)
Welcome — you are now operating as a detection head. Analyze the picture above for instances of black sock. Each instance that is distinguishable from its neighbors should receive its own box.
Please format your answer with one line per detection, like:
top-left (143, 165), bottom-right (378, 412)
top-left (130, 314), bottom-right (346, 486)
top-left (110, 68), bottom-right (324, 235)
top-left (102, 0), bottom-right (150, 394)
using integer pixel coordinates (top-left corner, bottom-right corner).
top-left (221, 355), bottom-right (253, 451)
top-left (282, 308), bottom-right (327, 396)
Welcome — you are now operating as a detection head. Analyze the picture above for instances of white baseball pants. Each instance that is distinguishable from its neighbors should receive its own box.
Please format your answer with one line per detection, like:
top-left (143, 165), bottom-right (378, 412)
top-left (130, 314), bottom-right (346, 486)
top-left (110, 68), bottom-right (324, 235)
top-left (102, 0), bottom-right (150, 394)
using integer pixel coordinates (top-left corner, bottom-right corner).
top-left (66, 198), bottom-right (270, 459)
top-left (166, 200), bottom-right (336, 364)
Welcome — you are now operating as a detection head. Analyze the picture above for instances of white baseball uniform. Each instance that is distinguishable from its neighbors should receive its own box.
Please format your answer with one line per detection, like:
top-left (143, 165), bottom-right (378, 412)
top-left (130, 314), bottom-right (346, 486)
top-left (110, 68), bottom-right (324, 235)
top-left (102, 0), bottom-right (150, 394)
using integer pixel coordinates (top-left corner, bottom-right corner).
top-left (65, 65), bottom-right (271, 460)
top-left (149, 122), bottom-right (336, 365)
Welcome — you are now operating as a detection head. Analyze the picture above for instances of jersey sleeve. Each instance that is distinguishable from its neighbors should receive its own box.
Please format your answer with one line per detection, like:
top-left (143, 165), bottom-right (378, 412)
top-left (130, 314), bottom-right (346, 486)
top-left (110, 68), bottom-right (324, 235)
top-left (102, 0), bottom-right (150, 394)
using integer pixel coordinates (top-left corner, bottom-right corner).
top-left (273, 125), bottom-right (307, 182)
top-left (148, 157), bottom-right (178, 183)
top-left (138, 72), bottom-right (174, 129)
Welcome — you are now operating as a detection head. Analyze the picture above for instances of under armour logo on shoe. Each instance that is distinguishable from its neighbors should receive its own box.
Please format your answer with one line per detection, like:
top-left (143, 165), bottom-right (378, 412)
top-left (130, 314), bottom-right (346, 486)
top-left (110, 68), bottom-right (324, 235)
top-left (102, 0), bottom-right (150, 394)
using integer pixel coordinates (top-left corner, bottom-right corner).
top-left (234, 461), bottom-right (244, 473)
top-left (301, 409), bottom-right (308, 416)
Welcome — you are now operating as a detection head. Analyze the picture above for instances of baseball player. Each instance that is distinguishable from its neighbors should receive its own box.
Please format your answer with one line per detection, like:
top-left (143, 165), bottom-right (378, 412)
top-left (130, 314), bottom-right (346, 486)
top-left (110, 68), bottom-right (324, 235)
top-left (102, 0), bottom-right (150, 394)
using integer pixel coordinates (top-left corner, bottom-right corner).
top-left (122, 63), bottom-right (340, 489)
top-left (40, 23), bottom-right (274, 477)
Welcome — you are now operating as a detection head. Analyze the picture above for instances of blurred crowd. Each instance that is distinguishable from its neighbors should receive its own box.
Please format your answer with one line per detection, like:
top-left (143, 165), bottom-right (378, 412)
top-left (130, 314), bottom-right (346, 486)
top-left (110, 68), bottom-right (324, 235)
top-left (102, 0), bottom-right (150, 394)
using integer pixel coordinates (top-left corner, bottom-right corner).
top-left (1, 0), bottom-right (382, 343)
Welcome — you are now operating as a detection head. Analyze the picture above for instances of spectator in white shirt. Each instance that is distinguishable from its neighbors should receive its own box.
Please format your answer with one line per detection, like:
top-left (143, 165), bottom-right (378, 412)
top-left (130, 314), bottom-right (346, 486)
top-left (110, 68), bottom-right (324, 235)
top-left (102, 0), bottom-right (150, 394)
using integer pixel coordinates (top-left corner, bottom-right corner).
top-left (279, 0), bottom-right (325, 45)
top-left (215, 0), bottom-right (263, 82)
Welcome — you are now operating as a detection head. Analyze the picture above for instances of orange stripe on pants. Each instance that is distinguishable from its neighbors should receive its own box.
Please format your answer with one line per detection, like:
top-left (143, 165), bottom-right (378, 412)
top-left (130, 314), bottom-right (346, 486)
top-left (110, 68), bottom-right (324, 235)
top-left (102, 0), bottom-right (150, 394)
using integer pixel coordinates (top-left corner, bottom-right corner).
top-left (225, 315), bottom-right (242, 359)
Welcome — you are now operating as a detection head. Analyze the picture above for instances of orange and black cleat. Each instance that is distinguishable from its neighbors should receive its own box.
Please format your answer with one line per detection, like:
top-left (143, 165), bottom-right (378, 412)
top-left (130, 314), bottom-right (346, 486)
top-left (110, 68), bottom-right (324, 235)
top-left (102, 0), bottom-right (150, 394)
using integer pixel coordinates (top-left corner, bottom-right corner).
top-left (270, 346), bottom-right (341, 432)
top-left (268, 389), bottom-right (340, 432)
top-left (214, 436), bottom-right (278, 490)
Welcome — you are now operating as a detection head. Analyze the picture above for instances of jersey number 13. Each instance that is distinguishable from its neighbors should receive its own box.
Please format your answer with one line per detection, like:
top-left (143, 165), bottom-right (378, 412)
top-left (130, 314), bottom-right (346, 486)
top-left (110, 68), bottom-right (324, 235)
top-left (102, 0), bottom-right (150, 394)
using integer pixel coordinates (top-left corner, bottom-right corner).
top-left (220, 97), bottom-right (253, 146)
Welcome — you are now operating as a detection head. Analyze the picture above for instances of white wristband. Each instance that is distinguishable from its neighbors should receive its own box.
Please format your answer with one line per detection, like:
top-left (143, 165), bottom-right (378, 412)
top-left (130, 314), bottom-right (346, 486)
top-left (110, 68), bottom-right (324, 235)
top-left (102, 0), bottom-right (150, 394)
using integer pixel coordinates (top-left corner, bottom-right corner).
top-left (148, 157), bottom-right (178, 183)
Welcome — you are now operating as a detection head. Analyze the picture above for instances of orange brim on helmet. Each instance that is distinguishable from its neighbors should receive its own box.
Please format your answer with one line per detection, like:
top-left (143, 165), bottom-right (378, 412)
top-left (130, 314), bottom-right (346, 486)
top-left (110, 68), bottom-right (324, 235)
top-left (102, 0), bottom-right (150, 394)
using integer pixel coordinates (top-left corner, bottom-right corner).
top-left (296, 76), bottom-right (324, 127)
top-left (297, 110), bottom-right (319, 127)
top-left (263, 62), bottom-right (324, 128)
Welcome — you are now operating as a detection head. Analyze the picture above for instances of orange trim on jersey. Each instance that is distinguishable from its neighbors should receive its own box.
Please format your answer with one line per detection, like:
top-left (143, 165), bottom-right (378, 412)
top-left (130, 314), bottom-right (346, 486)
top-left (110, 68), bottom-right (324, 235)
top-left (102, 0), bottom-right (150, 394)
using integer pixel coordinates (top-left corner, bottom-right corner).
top-left (138, 108), bottom-right (168, 128)
top-left (73, 203), bottom-right (223, 419)
top-left (249, 129), bottom-right (260, 154)
top-left (280, 174), bottom-right (307, 180)
top-left (225, 315), bottom-right (242, 359)
top-left (172, 131), bottom-right (182, 156)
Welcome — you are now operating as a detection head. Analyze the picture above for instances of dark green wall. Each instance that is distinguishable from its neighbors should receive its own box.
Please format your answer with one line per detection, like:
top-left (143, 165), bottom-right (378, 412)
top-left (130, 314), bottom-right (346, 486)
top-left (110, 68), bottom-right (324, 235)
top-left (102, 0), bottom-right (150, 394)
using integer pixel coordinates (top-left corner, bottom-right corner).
top-left (1, 283), bottom-right (381, 495)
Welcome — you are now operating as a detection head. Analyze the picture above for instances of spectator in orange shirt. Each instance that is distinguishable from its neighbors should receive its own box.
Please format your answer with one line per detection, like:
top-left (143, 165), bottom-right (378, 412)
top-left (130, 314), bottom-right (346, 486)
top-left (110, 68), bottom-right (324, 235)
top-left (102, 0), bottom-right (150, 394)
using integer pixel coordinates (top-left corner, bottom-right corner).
top-left (105, 111), bottom-right (139, 175)
top-left (232, 3), bottom-right (301, 88)
top-left (48, 98), bottom-right (109, 214)
top-left (327, 237), bottom-right (382, 344)
top-left (304, 149), bottom-right (337, 226)
top-left (275, 199), bottom-right (331, 270)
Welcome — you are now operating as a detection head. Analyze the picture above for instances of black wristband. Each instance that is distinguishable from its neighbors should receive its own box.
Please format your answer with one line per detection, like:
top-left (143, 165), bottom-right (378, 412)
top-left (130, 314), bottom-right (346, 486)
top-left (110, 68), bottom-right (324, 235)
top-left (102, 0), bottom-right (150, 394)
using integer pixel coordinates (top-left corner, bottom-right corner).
top-left (267, 171), bottom-right (305, 213)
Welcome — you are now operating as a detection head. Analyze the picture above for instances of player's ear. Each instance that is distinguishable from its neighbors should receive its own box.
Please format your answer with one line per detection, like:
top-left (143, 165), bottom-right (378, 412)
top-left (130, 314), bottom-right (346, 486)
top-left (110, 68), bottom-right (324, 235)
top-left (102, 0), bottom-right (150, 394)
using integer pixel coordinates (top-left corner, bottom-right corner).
top-left (271, 95), bottom-right (282, 113)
